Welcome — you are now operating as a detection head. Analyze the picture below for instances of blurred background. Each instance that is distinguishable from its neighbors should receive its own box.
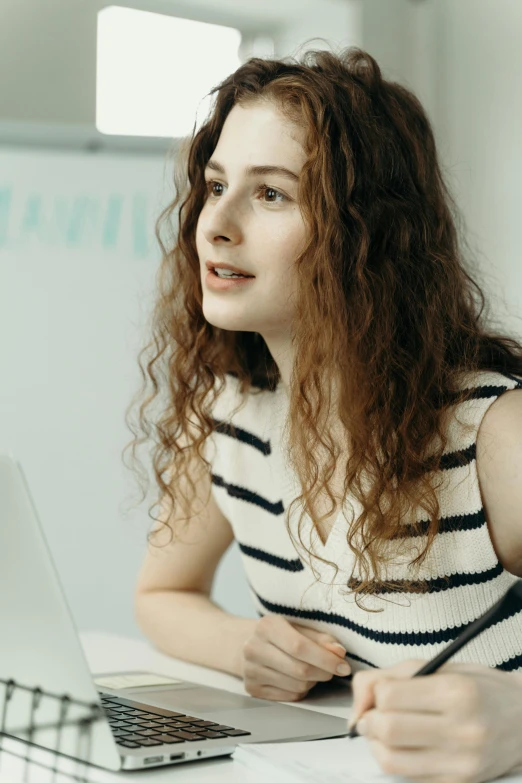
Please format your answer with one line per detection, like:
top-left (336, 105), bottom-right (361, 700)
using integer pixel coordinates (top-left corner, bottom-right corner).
top-left (1, 0), bottom-right (521, 640)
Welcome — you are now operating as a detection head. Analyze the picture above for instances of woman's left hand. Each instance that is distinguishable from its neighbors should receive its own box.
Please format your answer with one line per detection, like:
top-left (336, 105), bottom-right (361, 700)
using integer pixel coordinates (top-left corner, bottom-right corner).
top-left (349, 658), bottom-right (522, 783)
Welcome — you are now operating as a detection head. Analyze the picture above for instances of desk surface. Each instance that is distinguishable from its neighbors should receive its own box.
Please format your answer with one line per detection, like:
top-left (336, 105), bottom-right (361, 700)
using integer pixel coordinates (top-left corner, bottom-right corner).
top-left (0, 631), bottom-right (353, 783)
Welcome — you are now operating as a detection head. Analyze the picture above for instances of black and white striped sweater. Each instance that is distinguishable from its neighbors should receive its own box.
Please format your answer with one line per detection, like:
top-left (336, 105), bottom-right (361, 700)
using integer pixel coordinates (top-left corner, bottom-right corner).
top-left (207, 369), bottom-right (522, 673)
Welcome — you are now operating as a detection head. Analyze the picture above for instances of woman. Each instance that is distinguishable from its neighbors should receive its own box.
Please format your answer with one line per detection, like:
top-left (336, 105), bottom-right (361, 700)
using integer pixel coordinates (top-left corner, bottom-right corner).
top-left (125, 46), bottom-right (522, 782)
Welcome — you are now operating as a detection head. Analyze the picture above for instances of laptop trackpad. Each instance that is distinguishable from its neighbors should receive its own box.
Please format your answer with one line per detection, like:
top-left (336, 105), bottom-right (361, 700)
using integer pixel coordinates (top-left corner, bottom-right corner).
top-left (136, 685), bottom-right (268, 713)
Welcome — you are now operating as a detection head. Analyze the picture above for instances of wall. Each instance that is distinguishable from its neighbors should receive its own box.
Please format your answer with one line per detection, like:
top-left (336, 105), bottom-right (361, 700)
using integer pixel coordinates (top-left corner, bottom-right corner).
top-left (437, 0), bottom-right (522, 338)
top-left (362, 0), bottom-right (522, 340)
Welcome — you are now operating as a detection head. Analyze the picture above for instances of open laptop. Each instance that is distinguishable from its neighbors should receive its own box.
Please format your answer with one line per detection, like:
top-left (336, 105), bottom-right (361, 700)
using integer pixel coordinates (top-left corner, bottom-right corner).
top-left (0, 452), bottom-right (349, 773)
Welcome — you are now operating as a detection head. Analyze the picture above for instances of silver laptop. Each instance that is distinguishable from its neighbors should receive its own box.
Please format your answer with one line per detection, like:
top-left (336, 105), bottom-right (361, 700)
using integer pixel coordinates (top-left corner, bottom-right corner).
top-left (0, 452), bottom-right (349, 773)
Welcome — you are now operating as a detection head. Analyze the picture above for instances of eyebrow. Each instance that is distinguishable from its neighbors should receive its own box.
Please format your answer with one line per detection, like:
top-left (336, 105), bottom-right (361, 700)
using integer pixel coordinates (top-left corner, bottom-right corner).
top-left (204, 159), bottom-right (299, 183)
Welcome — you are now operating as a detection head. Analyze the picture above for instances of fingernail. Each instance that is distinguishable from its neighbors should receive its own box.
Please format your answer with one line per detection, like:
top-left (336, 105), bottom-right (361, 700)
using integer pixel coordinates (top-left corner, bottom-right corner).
top-left (328, 643), bottom-right (347, 655)
top-left (336, 662), bottom-right (351, 675)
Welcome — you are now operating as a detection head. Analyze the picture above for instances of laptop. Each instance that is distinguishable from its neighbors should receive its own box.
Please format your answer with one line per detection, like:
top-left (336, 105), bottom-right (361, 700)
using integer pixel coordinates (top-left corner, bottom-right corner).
top-left (0, 452), bottom-right (349, 773)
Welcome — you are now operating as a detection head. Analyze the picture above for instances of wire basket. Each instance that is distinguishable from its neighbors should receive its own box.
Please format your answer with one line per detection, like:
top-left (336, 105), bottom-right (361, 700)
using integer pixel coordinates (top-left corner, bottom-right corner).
top-left (0, 676), bottom-right (104, 782)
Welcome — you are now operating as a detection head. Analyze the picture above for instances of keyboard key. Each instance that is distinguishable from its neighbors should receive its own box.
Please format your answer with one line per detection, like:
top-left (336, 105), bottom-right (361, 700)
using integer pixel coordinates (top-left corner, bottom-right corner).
top-left (159, 722), bottom-right (193, 730)
top-left (166, 715), bottom-right (198, 723)
top-left (153, 734), bottom-right (185, 744)
top-left (120, 733), bottom-right (145, 742)
top-left (128, 733), bottom-right (156, 743)
top-left (190, 721), bottom-right (219, 727)
top-left (221, 729), bottom-right (252, 737)
top-left (136, 738), bottom-right (163, 747)
top-left (166, 731), bottom-right (204, 742)
top-left (117, 740), bottom-right (140, 748)
top-left (134, 729), bottom-right (160, 737)
top-left (207, 725), bottom-right (234, 731)
top-left (136, 721), bottom-right (164, 728)
top-left (179, 726), bottom-right (209, 733)
top-left (197, 731), bottom-right (228, 739)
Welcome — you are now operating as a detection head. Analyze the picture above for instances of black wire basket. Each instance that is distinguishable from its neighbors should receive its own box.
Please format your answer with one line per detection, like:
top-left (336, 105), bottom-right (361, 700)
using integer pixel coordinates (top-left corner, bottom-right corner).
top-left (0, 676), bottom-right (104, 782)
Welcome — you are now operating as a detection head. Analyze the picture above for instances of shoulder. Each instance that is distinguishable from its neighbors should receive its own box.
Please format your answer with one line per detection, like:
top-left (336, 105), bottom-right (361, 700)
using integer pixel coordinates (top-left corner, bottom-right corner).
top-left (475, 378), bottom-right (522, 575)
top-left (476, 379), bottom-right (522, 457)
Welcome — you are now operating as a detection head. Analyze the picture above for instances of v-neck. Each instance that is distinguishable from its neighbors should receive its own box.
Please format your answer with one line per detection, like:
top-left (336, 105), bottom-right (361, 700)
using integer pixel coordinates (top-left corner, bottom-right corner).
top-left (271, 381), bottom-right (348, 556)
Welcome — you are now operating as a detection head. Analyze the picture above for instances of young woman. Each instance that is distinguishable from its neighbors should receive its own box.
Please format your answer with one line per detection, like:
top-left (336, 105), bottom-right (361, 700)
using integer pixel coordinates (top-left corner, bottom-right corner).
top-left (125, 46), bottom-right (522, 782)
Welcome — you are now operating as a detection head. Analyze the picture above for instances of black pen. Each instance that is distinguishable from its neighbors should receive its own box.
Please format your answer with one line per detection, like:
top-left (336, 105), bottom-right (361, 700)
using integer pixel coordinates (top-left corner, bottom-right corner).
top-left (348, 580), bottom-right (522, 738)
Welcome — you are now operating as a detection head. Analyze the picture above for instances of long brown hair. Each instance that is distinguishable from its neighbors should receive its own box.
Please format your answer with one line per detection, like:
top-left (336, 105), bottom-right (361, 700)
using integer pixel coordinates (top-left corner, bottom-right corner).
top-left (123, 45), bottom-right (522, 610)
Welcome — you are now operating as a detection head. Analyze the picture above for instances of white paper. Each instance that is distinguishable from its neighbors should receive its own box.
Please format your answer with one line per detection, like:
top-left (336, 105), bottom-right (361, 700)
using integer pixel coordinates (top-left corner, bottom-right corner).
top-left (233, 736), bottom-right (522, 783)
top-left (93, 672), bottom-right (183, 689)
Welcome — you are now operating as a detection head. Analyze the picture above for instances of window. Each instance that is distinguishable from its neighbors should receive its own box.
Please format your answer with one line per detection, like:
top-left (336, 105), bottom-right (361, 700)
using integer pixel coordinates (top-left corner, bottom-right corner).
top-left (96, 6), bottom-right (242, 138)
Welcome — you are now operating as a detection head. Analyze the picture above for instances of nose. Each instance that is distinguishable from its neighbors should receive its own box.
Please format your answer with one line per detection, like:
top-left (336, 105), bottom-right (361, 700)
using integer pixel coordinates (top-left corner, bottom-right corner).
top-left (201, 193), bottom-right (242, 246)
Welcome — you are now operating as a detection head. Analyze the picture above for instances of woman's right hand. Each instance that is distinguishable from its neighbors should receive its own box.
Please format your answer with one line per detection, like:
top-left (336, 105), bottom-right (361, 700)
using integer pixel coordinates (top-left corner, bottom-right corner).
top-left (238, 614), bottom-right (351, 702)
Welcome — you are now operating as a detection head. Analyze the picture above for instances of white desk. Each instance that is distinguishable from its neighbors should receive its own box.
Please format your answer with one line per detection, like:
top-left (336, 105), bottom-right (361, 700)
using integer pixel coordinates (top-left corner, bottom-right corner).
top-left (0, 631), bottom-right (354, 782)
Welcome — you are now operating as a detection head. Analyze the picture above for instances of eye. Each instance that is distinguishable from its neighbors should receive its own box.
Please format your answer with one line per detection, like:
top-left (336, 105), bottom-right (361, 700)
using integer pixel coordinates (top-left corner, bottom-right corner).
top-left (204, 180), bottom-right (287, 205)
top-left (205, 179), bottom-right (223, 198)
top-left (255, 183), bottom-right (287, 204)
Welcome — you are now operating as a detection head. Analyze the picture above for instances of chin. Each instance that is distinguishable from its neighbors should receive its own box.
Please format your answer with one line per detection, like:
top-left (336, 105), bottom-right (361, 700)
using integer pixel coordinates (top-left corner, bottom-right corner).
top-left (202, 308), bottom-right (252, 333)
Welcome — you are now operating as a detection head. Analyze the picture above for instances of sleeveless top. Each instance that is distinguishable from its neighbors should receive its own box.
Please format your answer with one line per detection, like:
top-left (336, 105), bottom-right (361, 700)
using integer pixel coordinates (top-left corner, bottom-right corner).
top-left (206, 369), bottom-right (522, 673)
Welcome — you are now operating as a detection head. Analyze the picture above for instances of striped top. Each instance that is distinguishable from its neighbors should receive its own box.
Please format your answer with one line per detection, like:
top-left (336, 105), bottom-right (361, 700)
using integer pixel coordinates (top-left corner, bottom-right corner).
top-left (207, 369), bottom-right (522, 673)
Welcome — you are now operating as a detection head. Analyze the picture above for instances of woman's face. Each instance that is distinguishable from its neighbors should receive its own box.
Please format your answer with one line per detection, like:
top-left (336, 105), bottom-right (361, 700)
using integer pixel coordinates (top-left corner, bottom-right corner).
top-left (196, 100), bottom-right (308, 342)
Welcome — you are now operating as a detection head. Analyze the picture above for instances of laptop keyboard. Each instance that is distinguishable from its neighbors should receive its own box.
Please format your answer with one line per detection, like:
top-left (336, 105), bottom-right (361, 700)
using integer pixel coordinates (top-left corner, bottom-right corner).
top-left (99, 693), bottom-right (251, 749)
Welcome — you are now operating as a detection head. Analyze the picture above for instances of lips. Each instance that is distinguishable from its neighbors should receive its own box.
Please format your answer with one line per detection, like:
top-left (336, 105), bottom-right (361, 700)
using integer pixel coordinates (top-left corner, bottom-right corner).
top-left (205, 260), bottom-right (254, 277)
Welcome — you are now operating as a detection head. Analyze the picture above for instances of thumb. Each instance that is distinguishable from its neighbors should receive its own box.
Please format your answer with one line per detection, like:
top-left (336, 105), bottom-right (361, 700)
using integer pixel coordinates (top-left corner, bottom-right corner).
top-left (292, 624), bottom-right (347, 658)
top-left (349, 659), bottom-right (426, 726)
top-left (349, 669), bottom-right (382, 726)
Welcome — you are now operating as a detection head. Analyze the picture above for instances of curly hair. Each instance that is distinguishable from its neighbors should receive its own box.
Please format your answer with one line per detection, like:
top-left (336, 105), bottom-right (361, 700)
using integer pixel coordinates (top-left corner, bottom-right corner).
top-left (123, 45), bottom-right (522, 610)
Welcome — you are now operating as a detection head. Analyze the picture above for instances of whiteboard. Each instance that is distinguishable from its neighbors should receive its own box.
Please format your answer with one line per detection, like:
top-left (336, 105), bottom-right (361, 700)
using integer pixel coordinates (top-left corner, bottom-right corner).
top-left (0, 146), bottom-right (255, 639)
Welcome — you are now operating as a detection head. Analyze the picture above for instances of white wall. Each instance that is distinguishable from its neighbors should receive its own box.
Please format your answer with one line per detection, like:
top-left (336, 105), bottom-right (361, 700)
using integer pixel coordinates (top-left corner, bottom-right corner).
top-left (437, 0), bottom-right (522, 339)
top-left (362, 0), bottom-right (522, 341)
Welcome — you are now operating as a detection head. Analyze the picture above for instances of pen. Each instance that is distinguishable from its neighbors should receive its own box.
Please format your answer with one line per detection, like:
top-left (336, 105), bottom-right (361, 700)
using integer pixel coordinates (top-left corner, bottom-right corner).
top-left (348, 579), bottom-right (522, 738)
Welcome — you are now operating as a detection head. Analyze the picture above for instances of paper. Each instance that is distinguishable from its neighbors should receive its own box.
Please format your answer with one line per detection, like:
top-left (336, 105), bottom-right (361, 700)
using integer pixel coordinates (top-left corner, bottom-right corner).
top-left (93, 672), bottom-right (183, 689)
top-left (233, 736), bottom-right (522, 783)
top-left (234, 736), bottom-right (391, 783)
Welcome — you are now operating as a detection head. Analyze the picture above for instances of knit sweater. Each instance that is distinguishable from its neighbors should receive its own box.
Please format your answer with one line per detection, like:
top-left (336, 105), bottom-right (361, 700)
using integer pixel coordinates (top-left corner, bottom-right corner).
top-left (206, 369), bottom-right (522, 673)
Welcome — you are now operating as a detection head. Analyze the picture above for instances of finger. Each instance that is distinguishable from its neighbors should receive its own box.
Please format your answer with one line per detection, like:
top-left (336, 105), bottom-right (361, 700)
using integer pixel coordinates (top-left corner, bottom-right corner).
top-left (255, 639), bottom-right (338, 682)
top-left (293, 624), bottom-right (347, 656)
top-left (351, 669), bottom-right (387, 721)
top-left (291, 626), bottom-right (348, 661)
top-left (261, 618), bottom-right (350, 676)
top-left (351, 660), bottom-right (427, 720)
top-left (247, 663), bottom-right (316, 696)
top-left (372, 673), bottom-right (465, 715)
top-left (358, 708), bottom-right (449, 748)
top-left (252, 683), bottom-right (311, 702)
top-left (323, 642), bottom-right (349, 660)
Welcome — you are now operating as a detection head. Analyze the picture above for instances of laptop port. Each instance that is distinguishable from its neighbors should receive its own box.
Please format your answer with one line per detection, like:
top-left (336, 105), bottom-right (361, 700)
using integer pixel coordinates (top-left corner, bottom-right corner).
top-left (170, 753), bottom-right (186, 761)
top-left (143, 755), bottom-right (163, 764)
